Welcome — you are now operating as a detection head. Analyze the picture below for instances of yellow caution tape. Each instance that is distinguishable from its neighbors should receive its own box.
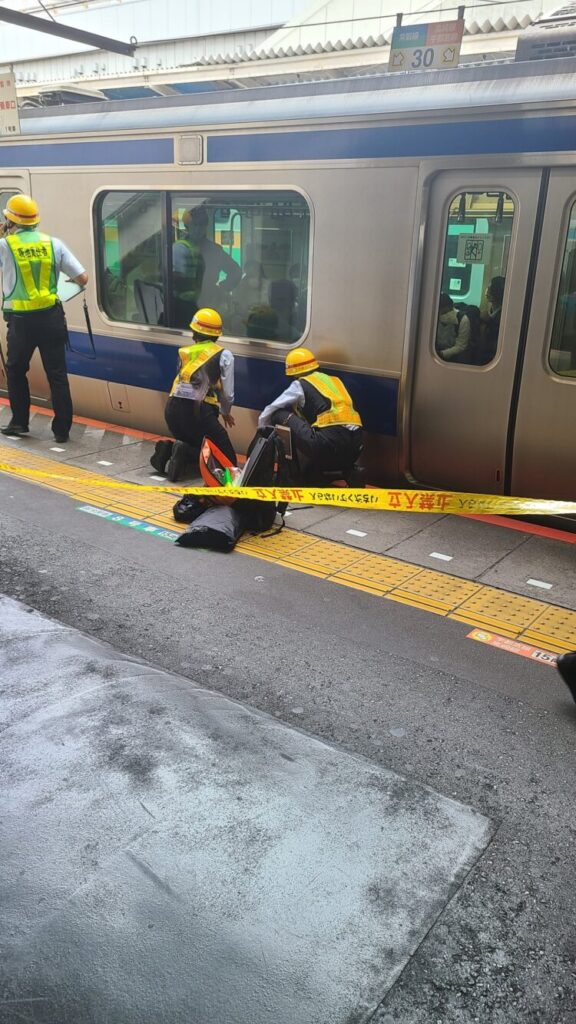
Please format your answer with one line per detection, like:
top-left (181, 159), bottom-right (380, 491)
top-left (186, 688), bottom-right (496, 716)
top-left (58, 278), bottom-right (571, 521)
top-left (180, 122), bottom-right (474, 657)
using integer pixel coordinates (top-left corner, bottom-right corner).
top-left (1, 460), bottom-right (575, 516)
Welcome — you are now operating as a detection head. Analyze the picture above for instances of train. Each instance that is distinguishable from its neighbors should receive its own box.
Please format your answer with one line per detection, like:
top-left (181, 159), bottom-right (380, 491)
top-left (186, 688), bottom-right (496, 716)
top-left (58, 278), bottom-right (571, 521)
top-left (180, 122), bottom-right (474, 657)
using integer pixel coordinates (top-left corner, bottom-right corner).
top-left (1, 55), bottom-right (575, 500)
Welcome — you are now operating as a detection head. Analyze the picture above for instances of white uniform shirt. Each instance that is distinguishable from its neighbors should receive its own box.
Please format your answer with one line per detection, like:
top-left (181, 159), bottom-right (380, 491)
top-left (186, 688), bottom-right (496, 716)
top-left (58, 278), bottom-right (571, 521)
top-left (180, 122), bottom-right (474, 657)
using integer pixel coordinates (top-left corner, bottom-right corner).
top-left (0, 231), bottom-right (85, 300)
top-left (258, 380), bottom-right (305, 428)
top-left (258, 378), bottom-right (361, 431)
top-left (174, 348), bottom-right (235, 416)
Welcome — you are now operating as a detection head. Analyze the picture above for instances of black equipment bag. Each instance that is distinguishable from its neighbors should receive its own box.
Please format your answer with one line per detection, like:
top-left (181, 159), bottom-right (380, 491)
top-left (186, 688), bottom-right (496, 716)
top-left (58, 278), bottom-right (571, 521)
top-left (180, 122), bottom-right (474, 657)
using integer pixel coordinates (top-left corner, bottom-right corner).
top-left (175, 504), bottom-right (245, 552)
top-left (238, 428), bottom-right (289, 534)
top-left (172, 494), bottom-right (211, 524)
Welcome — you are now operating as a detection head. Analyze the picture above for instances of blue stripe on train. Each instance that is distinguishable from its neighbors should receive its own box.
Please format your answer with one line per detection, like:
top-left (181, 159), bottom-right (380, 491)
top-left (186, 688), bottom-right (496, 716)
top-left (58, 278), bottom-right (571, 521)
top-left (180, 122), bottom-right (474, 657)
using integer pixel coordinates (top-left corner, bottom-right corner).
top-left (2, 114), bottom-right (574, 169)
top-left (0, 138), bottom-right (174, 167)
top-left (207, 114), bottom-right (576, 163)
top-left (66, 330), bottom-right (398, 436)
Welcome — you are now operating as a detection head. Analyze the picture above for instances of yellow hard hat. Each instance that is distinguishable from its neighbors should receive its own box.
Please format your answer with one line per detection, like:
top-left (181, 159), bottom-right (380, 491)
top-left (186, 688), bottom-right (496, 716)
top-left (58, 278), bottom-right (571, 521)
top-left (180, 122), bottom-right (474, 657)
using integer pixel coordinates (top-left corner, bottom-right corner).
top-left (190, 307), bottom-right (223, 338)
top-left (285, 347), bottom-right (319, 377)
top-left (3, 194), bottom-right (40, 226)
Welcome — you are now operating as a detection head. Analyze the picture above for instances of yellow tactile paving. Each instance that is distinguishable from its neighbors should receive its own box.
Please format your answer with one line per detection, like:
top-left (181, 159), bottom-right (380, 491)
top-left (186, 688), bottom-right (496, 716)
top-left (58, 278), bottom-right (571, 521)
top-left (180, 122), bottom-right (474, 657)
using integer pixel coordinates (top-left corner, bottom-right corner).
top-left (452, 588), bottom-right (547, 632)
top-left (238, 531), bottom-right (317, 558)
top-left (390, 569), bottom-right (482, 613)
top-left (1, 442), bottom-right (575, 656)
top-left (521, 605), bottom-right (576, 653)
top-left (334, 554), bottom-right (422, 593)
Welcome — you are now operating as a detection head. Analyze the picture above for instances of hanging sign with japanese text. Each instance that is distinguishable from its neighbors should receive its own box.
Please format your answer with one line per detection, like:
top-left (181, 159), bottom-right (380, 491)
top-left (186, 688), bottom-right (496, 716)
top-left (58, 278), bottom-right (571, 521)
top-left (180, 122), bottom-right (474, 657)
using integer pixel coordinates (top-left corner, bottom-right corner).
top-left (0, 72), bottom-right (20, 137)
top-left (388, 20), bottom-right (464, 73)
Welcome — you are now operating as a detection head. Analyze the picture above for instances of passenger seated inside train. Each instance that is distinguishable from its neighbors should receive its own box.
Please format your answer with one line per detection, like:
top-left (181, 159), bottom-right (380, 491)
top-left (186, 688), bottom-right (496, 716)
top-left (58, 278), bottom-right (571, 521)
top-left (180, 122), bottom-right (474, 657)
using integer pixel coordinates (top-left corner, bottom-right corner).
top-left (268, 278), bottom-right (300, 342)
top-left (258, 347), bottom-right (363, 485)
top-left (481, 275), bottom-right (505, 362)
top-left (436, 293), bottom-right (471, 361)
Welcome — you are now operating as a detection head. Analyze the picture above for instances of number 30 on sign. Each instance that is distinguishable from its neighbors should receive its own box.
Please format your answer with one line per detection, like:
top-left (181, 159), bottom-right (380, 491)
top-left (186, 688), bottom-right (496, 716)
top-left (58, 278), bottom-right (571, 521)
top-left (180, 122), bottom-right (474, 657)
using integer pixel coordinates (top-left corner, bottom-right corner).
top-left (388, 20), bottom-right (464, 73)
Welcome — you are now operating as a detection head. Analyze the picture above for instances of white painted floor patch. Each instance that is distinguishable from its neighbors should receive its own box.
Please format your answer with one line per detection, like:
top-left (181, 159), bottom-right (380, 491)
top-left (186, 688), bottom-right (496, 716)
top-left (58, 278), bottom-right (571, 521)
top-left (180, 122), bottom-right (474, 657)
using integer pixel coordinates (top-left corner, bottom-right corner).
top-left (50, 447), bottom-right (65, 453)
top-left (150, 474), bottom-right (166, 482)
top-left (347, 529), bottom-right (367, 538)
top-left (1, 594), bottom-right (492, 1024)
top-left (526, 578), bottom-right (553, 590)
top-left (430, 551), bottom-right (453, 562)
top-left (97, 460), bottom-right (113, 466)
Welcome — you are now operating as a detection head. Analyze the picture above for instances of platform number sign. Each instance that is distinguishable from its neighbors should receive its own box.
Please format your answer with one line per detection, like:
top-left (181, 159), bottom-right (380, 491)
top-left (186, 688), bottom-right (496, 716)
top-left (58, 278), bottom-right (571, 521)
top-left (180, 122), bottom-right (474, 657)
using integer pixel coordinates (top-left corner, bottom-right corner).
top-left (0, 72), bottom-right (20, 137)
top-left (388, 20), bottom-right (464, 73)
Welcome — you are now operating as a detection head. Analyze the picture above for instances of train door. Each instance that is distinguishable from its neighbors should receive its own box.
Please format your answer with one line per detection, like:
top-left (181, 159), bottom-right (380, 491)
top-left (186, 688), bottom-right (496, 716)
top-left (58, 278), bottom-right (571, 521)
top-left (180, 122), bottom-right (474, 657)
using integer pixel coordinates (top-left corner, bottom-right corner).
top-left (0, 172), bottom-right (31, 395)
top-left (408, 169), bottom-right (543, 493)
top-left (510, 168), bottom-right (576, 501)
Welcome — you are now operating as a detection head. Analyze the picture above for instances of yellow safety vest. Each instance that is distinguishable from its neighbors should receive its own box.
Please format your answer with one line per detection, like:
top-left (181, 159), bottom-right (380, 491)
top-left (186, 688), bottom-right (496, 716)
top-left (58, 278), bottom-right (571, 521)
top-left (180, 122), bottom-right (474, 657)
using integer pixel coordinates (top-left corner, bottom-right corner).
top-left (170, 341), bottom-right (223, 405)
top-left (4, 231), bottom-right (58, 312)
top-left (304, 371), bottom-right (362, 428)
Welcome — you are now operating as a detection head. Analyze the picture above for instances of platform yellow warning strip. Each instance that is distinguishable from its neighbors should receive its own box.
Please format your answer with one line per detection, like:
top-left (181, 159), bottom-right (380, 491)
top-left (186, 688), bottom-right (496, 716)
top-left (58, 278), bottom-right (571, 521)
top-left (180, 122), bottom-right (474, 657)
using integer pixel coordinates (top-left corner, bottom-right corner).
top-left (1, 444), bottom-right (575, 655)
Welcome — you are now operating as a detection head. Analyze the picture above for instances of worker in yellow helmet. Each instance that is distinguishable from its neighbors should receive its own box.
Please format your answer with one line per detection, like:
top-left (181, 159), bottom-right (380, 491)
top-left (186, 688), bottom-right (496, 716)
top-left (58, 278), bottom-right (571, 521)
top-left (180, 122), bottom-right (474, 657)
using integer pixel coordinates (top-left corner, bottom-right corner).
top-left (258, 347), bottom-right (363, 483)
top-left (0, 195), bottom-right (88, 444)
top-left (150, 307), bottom-right (236, 482)
top-left (0, 194), bottom-right (88, 443)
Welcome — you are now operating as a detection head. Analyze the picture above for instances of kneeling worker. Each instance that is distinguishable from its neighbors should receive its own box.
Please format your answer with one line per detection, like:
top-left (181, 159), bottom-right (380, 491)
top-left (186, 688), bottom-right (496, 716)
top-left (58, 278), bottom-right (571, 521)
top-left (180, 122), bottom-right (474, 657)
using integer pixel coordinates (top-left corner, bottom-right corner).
top-left (152, 308), bottom-right (236, 481)
top-left (258, 347), bottom-right (363, 482)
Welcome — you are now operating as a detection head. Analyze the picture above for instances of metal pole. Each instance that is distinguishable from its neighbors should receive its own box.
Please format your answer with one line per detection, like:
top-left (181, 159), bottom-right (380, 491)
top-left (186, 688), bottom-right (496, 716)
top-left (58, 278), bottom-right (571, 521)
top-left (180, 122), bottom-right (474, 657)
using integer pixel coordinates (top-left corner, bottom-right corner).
top-left (0, 7), bottom-right (137, 57)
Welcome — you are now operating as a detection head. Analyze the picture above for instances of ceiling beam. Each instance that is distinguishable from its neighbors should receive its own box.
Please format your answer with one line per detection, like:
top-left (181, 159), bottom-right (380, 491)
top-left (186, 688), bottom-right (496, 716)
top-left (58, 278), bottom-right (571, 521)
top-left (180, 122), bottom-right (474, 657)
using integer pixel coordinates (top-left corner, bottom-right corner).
top-left (0, 6), bottom-right (137, 57)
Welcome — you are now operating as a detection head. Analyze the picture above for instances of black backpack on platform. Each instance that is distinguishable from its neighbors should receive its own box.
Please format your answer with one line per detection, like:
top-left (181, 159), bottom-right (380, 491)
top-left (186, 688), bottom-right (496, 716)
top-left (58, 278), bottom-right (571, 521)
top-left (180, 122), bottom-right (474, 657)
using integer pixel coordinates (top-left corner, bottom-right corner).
top-left (238, 428), bottom-right (290, 534)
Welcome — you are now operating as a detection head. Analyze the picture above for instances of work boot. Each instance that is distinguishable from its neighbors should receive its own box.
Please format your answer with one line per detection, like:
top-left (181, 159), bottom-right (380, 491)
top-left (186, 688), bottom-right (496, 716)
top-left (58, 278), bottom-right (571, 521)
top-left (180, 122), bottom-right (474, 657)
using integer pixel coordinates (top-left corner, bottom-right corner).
top-left (150, 439), bottom-right (173, 475)
top-left (1, 422), bottom-right (29, 437)
top-left (557, 652), bottom-right (576, 704)
top-left (166, 440), bottom-right (188, 483)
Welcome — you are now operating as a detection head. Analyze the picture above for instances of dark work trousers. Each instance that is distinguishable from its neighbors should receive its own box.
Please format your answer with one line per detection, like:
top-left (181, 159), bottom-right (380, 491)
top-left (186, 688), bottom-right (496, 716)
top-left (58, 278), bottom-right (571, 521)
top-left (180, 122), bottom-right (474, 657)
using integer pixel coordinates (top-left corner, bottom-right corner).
top-left (165, 395), bottom-right (237, 466)
top-left (4, 304), bottom-right (73, 437)
top-left (272, 409), bottom-right (362, 482)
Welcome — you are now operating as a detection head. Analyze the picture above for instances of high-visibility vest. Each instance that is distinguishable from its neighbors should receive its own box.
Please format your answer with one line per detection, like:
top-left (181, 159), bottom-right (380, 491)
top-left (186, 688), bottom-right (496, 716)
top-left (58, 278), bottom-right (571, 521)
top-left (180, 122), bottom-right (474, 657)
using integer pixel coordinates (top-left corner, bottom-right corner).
top-left (302, 371), bottom-right (362, 428)
top-left (3, 231), bottom-right (58, 312)
top-left (170, 342), bottom-right (223, 405)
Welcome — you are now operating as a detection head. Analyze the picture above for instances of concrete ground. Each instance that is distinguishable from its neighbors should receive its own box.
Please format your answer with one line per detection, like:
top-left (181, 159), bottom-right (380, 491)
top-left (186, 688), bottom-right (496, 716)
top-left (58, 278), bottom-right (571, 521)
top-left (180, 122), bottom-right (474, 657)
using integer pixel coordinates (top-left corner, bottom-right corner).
top-left (1, 406), bottom-right (576, 1023)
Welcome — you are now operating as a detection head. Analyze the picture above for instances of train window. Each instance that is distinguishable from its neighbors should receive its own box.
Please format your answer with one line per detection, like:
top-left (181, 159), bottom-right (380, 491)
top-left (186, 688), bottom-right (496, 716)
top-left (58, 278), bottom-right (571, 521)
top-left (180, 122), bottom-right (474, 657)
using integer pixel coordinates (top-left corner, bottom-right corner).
top-left (549, 201), bottom-right (576, 377)
top-left (169, 192), bottom-right (310, 342)
top-left (97, 191), bottom-right (164, 325)
top-left (96, 189), bottom-right (310, 341)
top-left (436, 191), bottom-right (515, 366)
top-left (0, 190), bottom-right (18, 216)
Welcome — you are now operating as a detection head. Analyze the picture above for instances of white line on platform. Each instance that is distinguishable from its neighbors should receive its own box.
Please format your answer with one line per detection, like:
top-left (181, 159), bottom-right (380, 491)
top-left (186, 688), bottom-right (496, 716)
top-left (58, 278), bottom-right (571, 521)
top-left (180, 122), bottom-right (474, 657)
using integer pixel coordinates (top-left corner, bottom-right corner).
top-left (50, 447), bottom-right (65, 453)
top-left (97, 460), bottom-right (113, 466)
top-left (526, 578), bottom-right (553, 590)
top-left (430, 552), bottom-right (453, 562)
top-left (347, 529), bottom-right (367, 538)
top-left (150, 475), bottom-right (165, 482)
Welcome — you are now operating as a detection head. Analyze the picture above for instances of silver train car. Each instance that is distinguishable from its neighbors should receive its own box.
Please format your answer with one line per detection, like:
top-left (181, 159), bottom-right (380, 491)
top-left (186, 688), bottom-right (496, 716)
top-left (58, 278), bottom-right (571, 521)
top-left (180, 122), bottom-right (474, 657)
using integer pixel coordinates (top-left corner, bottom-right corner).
top-left (1, 57), bottom-right (575, 499)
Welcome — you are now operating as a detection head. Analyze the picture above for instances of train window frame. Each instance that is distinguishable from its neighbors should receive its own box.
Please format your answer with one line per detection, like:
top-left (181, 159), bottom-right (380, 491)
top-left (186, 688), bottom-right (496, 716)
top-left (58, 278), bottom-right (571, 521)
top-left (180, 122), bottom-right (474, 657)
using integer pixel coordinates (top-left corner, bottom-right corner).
top-left (547, 195), bottom-right (576, 380)
top-left (433, 188), bottom-right (517, 369)
top-left (93, 186), bottom-right (313, 348)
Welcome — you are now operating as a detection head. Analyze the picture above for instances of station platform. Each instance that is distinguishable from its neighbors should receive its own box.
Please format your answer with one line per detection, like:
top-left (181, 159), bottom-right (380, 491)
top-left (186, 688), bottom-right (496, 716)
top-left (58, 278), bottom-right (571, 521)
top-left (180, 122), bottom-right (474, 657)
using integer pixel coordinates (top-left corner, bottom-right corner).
top-left (1, 400), bottom-right (575, 661)
top-left (2, 402), bottom-right (576, 1024)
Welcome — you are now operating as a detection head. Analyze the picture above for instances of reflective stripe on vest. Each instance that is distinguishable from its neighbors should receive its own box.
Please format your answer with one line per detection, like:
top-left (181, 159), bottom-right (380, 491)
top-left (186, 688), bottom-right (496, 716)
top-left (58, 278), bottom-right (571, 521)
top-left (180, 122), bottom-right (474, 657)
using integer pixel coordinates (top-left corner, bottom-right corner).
top-left (305, 371), bottom-right (362, 428)
top-left (4, 231), bottom-right (57, 312)
top-left (170, 342), bottom-right (223, 404)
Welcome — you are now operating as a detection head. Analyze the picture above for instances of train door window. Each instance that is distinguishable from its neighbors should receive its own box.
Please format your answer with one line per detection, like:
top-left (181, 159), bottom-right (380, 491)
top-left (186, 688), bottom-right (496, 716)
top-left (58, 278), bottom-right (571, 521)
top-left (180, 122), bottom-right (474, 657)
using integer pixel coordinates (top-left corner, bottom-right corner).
top-left (97, 191), bottom-right (163, 325)
top-left (0, 190), bottom-right (19, 215)
top-left (168, 192), bottom-right (310, 341)
top-left (548, 200), bottom-right (576, 377)
top-left (435, 191), bottom-right (515, 366)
